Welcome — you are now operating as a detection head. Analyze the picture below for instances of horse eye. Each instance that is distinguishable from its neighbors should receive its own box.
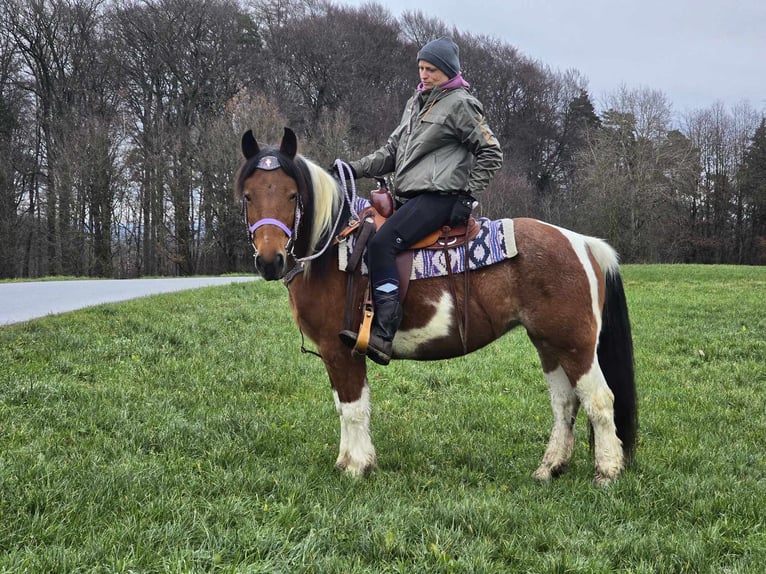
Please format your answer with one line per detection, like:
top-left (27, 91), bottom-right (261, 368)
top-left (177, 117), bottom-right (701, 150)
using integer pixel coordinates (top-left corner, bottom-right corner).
top-left (243, 193), bottom-right (251, 202)
top-left (288, 193), bottom-right (297, 202)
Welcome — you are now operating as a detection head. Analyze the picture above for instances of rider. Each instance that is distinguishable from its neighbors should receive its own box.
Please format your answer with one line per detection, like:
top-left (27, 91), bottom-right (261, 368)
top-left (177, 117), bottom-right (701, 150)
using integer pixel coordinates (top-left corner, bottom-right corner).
top-left (336, 36), bottom-right (503, 365)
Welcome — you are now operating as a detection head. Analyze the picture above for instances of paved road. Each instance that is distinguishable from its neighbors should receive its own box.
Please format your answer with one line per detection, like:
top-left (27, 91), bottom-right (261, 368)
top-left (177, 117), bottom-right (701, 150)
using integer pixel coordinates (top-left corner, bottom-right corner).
top-left (0, 277), bottom-right (259, 326)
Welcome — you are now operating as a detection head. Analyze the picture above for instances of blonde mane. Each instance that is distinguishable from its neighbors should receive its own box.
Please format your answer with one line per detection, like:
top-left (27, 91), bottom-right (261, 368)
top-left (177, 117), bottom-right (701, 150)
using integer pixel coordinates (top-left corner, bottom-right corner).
top-left (300, 156), bottom-right (342, 266)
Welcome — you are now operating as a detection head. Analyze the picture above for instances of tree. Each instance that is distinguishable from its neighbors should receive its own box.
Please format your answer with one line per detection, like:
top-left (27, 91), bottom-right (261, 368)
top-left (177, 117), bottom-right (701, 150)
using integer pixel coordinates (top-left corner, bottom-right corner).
top-left (110, 0), bottom-right (256, 275)
top-left (398, 9), bottom-right (449, 47)
top-left (682, 102), bottom-right (761, 262)
top-left (0, 34), bottom-right (29, 278)
top-left (577, 87), bottom-right (690, 260)
top-left (739, 117), bottom-right (766, 263)
top-left (1, 0), bottom-right (762, 276)
top-left (254, 0), bottom-right (411, 155)
top-left (2, 0), bottom-right (118, 276)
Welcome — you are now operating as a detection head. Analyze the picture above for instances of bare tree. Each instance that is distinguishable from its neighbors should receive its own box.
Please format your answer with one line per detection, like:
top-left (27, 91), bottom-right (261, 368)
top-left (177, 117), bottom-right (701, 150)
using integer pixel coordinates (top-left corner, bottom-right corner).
top-left (110, 0), bottom-right (255, 275)
top-left (2, 0), bottom-right (762, 278)
top-left (682, 102), bottom-right (761, 262)
top-left (2, 0), bottom-right (119, 276)
top-left (0, 29), bottom-right (30, 278)
top-left (398, 9), bottom-right (449, 47)
top-left (739, 118), bottom-right (766, 263)
top-left (577, 87), bottom-right (692, 260)
top-left (253, 0), bottom-right (411, 152)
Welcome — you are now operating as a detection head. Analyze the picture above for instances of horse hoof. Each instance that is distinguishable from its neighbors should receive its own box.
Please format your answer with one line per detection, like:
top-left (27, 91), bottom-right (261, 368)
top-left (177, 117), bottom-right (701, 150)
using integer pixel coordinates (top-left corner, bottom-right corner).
top-left (532, 467), bottom-right (552, 481)
top-left (533, 462), bottom-right (569, 481)
top-left (593, 470), bottom-right (619, 486)
top-left (594, 475), bottom-right (613, 487)
top-left (335, 457), bottom-right (376, 478)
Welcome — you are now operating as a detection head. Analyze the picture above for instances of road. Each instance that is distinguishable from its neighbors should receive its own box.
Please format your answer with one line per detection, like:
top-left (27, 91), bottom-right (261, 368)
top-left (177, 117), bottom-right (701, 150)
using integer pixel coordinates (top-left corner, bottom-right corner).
top-left (0, 277), bottom-right (259, 326)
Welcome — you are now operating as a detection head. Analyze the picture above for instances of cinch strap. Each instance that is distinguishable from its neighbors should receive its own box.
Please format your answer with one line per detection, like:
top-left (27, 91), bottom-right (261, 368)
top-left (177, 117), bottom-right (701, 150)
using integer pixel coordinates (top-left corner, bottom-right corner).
top-left (249, 218), bottom-right (292, 237)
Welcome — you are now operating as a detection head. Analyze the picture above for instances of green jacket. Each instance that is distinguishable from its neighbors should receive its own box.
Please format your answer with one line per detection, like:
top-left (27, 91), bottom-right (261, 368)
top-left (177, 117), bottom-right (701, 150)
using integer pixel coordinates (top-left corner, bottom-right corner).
top-left (350, 85), bottom-right (503, 199)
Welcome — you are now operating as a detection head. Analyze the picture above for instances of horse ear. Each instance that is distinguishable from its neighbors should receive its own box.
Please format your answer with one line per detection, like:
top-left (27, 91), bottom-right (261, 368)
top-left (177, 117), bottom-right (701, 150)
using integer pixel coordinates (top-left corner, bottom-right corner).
top-left (242, 130), bottom-right (260, 159)
top-left (280, 127), bottom-right (298, 159)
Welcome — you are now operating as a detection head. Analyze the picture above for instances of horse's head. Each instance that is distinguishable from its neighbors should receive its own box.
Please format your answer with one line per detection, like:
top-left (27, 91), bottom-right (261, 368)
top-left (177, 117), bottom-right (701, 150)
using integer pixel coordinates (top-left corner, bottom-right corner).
top-left (236, 127), bottom-right (343, 279)
top-left (236, 127), bottom-right (302, 280)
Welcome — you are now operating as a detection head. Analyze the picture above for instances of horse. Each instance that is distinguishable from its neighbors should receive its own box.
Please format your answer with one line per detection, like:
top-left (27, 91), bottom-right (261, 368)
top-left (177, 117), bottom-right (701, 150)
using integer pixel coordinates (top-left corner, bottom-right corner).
top-left (236, 127), bottom-right (637, 485)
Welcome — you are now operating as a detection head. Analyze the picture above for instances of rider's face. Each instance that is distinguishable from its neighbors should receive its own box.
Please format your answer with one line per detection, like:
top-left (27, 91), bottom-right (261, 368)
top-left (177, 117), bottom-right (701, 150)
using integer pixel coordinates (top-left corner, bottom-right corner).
top-left (418, 60), bottom-right (449, 90)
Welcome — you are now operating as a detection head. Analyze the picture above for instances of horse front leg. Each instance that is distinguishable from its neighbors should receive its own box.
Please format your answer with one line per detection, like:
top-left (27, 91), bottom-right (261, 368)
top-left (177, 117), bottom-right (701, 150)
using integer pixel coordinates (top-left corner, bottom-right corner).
top-left (323, 348), bottom-right (376, 477)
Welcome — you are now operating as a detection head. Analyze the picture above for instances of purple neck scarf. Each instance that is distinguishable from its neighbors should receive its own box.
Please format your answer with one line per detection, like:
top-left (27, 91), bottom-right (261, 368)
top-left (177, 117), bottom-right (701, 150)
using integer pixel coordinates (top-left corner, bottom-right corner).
top-left (417, 73), bottom-right (471, 92)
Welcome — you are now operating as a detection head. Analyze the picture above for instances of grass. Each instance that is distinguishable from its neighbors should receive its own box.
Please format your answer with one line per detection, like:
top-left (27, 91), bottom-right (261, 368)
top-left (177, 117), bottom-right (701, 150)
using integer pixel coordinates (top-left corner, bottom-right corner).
top-left (0, 265), bottom-right (764, 572)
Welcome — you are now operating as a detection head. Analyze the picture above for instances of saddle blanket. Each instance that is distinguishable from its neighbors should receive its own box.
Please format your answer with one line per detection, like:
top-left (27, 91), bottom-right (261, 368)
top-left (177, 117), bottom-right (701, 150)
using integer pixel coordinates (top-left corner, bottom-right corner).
top-left (339, 198), bottom-right (518, 280)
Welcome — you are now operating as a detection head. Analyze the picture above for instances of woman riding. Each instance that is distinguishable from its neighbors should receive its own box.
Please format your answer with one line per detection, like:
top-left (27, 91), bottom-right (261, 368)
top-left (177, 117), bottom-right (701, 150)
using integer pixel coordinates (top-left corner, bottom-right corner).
top-left (336, 36), bottom-right (503, 365)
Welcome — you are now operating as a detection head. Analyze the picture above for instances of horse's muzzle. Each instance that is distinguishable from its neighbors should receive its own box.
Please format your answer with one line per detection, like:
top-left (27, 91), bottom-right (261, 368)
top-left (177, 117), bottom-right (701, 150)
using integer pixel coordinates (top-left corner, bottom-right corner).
top-left (255, 252), bottom-right (285, 280)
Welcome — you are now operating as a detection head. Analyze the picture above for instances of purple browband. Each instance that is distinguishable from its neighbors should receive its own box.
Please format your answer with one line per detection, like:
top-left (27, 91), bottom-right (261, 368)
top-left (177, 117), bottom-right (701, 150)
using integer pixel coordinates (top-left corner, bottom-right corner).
top-left (248, 218), bottom-right (292, 237)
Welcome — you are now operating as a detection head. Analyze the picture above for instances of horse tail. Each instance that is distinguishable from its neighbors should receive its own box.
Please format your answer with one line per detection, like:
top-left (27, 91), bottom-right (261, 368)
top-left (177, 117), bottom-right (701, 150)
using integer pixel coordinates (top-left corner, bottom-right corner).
top-left (587, 238), bottom-right (638, 462)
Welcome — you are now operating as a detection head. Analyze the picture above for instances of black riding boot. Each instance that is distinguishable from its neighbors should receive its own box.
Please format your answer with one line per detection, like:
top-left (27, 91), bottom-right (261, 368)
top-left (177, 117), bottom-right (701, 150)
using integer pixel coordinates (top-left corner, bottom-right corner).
top-left (338, 299), bottom-right (402, 366)
top-left (365, 300), bottom-right (402, 366)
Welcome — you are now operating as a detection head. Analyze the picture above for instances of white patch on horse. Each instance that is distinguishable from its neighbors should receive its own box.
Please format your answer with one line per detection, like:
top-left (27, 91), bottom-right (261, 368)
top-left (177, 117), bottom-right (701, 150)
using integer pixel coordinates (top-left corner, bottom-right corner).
top-left (534, 366), bottom-right (580, 481)
top-left (393, 291), bottom-right (453, 356)
top-left (333, 384), bottom-right (376, 477)
top-left (538, 221), bottom-right (604, 327)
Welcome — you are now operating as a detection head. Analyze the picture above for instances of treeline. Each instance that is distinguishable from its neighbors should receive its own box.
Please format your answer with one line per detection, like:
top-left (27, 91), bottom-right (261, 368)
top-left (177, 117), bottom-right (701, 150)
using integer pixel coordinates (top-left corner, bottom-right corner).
top-left (1, 0), bottom-right (764, 279)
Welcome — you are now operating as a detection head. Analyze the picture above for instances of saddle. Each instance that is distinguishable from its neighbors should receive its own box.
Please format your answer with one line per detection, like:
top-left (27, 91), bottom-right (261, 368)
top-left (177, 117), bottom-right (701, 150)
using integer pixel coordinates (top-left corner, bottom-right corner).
top-left (338, 181), bottom-right (474, 354)
top-left (337, 183), bottom-right (480, 253)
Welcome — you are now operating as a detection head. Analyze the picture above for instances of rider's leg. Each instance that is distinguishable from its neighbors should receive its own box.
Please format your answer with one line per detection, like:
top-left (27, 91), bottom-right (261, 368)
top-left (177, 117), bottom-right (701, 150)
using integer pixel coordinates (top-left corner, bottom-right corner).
top-left (340, 194), bottom-right (456, 365)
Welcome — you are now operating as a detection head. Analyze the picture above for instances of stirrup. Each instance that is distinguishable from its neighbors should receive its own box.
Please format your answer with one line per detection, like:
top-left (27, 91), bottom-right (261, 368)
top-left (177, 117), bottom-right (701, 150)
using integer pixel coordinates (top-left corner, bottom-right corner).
top-left (339, 304), bottom-right (374, 354)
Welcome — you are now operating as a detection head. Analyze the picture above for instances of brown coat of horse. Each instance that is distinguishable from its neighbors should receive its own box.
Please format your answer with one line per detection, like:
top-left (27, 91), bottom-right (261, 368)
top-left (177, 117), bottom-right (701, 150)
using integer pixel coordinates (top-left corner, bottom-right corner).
top-left (237, 128), bottom-right (637, 485)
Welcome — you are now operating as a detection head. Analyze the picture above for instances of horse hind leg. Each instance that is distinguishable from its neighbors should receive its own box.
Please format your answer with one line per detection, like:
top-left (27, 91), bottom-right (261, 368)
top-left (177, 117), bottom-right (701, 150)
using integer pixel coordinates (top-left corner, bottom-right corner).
top-left (574, 361), bottom-right (624, 485)
top-left (533, 365), bottom-right (580, 481)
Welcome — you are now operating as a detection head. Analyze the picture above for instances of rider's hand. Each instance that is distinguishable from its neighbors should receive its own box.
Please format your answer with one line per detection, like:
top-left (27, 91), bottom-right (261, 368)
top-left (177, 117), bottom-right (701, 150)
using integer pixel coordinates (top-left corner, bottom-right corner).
top-left (329, 162), bottom-right (356, 180)
top-left (449, 195), bottom-right (474, 227)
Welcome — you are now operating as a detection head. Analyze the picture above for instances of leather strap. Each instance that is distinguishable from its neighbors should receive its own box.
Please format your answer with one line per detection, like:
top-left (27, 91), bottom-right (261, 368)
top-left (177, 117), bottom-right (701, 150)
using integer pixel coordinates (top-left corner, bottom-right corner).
top-left (443, 225), bottom-right (470, 355)
top-left (395, 251), bottom-right (413, 304)
top-left (343, 217), bottom-right (376, 331)
top-left (354, 288), bottom-right (375, 354)
top-left (347, 217), bottom-right (376, 271)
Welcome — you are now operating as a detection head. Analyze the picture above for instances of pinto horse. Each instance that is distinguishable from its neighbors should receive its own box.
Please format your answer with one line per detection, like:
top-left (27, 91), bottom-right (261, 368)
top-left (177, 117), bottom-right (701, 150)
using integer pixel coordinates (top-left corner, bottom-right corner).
top-left (236, 127), bottom-right (637, 485)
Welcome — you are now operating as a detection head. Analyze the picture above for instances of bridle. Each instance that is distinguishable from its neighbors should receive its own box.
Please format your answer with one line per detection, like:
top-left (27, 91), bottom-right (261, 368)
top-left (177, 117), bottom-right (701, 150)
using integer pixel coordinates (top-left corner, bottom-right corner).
top-left (243, 154), bottom-right (301, 258)
top-left (247, 217), bottom-right (292, 240)
top-left (243, 156), bottom-right (358, 265)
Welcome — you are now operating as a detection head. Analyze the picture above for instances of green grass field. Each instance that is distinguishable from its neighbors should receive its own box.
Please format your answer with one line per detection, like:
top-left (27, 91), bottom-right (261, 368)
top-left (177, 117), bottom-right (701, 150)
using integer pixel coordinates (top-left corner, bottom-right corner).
top-left (1, 265), bottom-right (764, 573)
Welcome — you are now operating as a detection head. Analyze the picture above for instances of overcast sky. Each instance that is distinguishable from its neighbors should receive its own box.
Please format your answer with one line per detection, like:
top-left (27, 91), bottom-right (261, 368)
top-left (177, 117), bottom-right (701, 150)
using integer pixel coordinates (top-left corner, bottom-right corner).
top-left (340, 0), bottom-right (765, 116)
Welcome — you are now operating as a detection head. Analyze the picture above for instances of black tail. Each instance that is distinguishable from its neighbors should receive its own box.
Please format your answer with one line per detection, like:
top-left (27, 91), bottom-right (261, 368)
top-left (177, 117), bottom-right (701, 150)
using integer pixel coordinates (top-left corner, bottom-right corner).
top-left (597, 269), bottom-right (638, 462)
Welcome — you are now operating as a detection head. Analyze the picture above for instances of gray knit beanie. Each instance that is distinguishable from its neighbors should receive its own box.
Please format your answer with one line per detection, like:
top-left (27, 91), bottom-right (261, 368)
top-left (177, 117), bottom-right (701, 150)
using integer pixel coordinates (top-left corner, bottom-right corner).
top-left (416, 37), bottom-right (460, 78)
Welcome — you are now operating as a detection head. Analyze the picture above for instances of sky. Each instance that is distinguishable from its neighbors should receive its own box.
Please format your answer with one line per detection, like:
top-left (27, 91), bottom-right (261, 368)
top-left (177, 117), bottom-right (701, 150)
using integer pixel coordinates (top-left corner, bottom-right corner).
top-left (340, 0), bottom-right (766, 116)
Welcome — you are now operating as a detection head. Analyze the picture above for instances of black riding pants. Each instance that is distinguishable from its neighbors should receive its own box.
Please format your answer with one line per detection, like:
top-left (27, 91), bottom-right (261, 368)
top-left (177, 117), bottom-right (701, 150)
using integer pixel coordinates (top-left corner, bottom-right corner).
top-left (367, 193), bottom-right (459, 304)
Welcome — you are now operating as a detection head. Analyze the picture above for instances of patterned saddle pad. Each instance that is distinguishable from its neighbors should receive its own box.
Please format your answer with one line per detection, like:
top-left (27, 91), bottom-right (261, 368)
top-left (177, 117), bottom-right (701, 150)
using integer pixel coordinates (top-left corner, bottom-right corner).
top-left (338, 199), bottom-right (517, 280)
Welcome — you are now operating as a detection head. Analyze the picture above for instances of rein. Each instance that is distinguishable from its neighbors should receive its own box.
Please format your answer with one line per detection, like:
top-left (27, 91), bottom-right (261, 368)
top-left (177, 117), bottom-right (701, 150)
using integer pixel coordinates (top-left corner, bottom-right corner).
top-left (293, 159), bottom-right (355, 264)
top-left (331, 159), bottom-right (361, 221)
